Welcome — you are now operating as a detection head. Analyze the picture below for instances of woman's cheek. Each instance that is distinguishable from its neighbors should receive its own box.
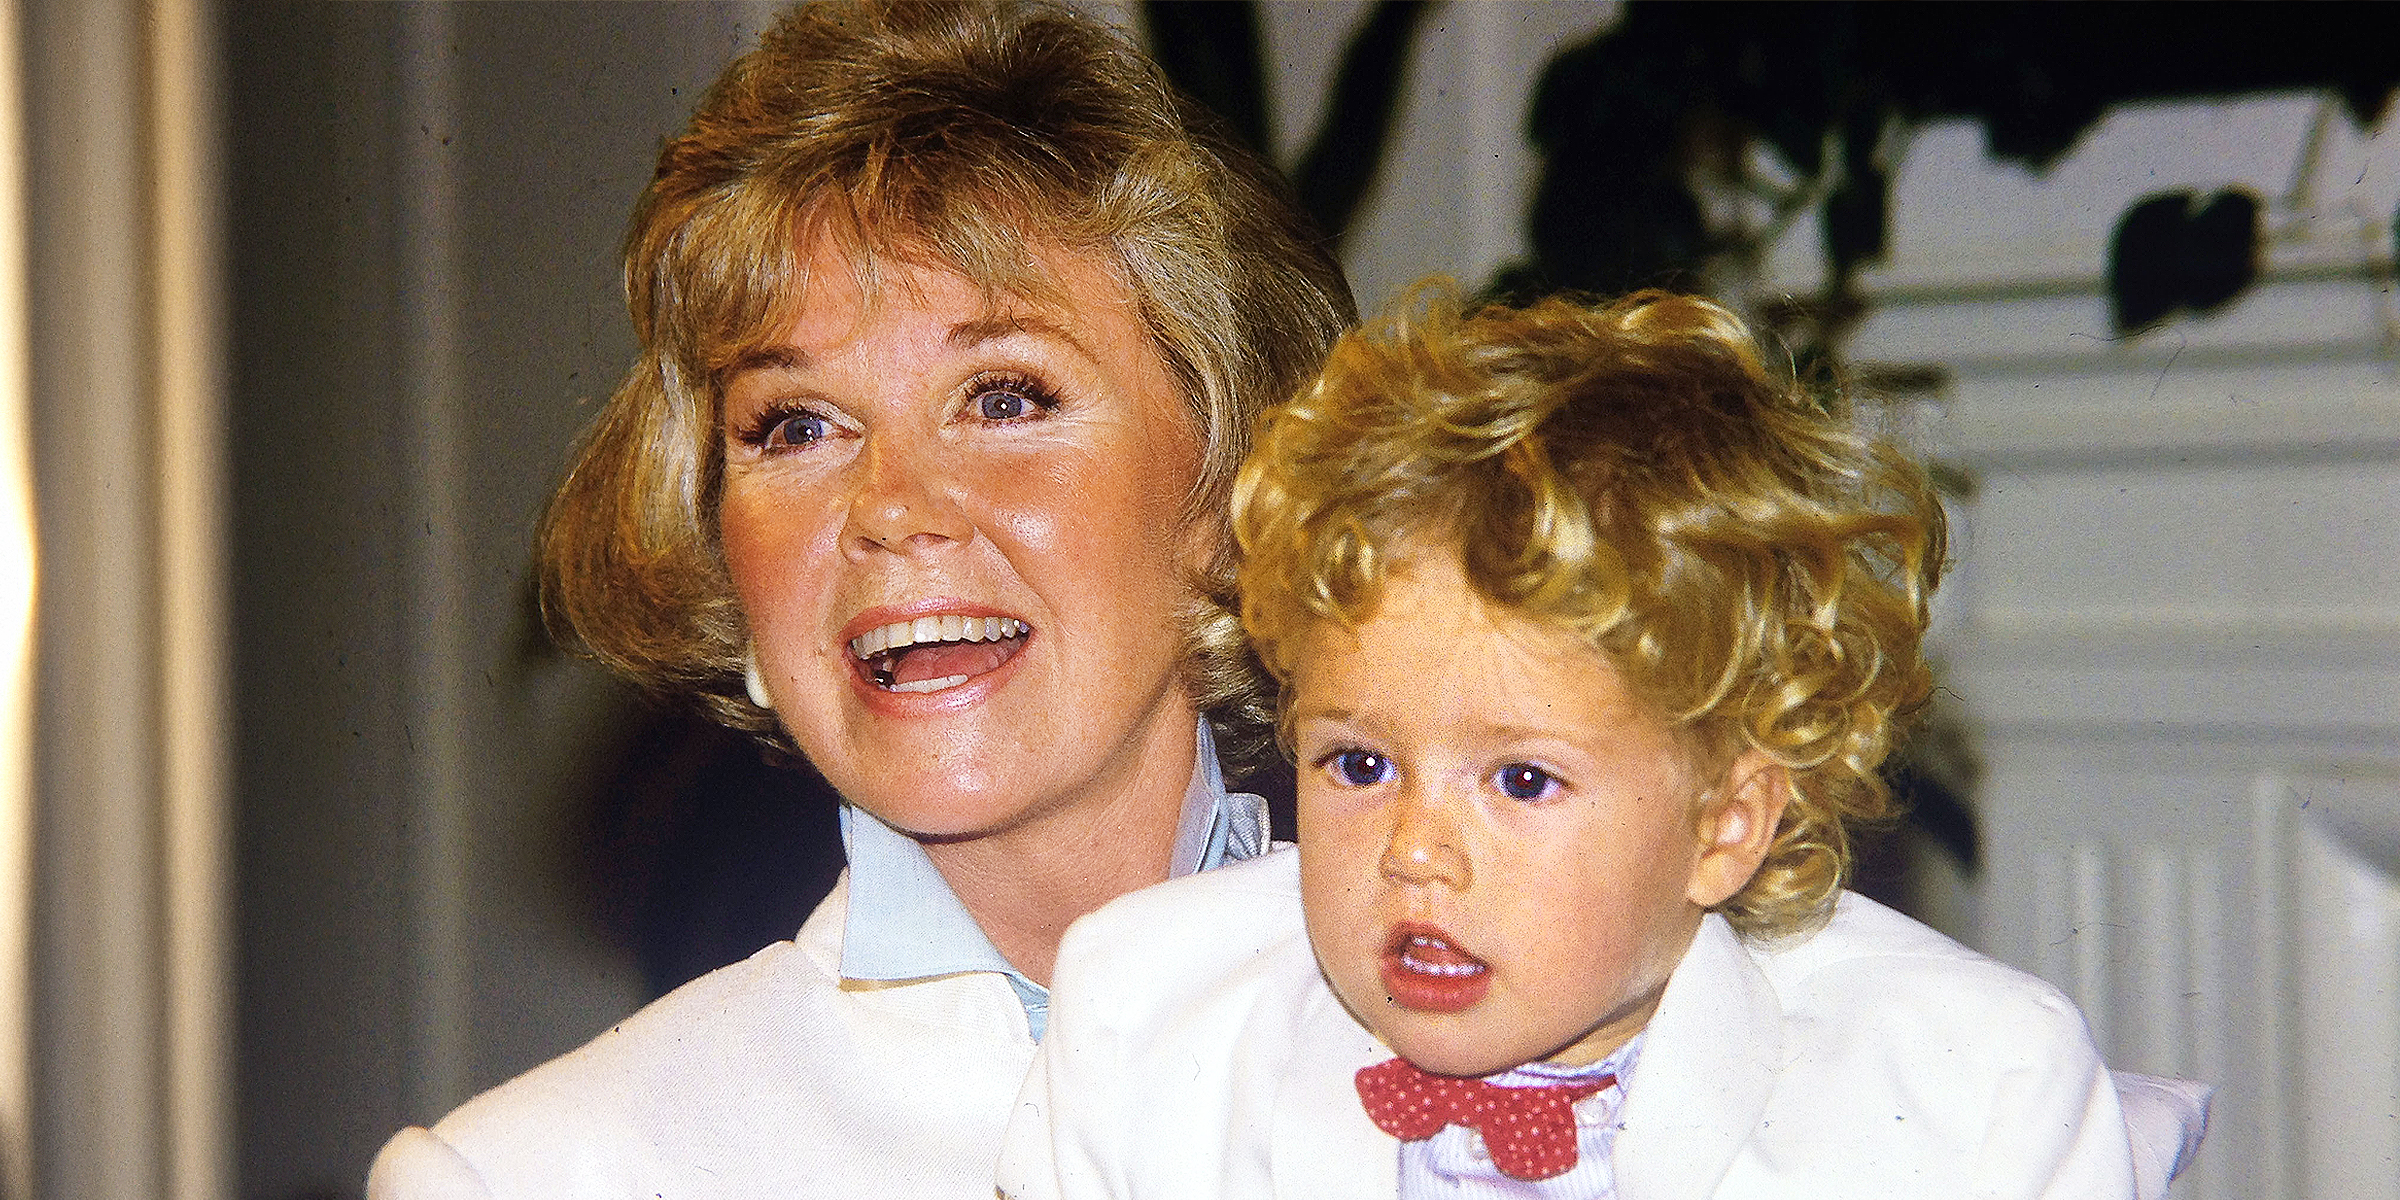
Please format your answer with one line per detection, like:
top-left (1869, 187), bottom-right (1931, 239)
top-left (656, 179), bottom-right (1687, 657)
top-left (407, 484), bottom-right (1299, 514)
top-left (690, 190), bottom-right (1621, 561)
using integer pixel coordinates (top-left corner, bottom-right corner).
top-left (718, 474), bottom-right (846, 634)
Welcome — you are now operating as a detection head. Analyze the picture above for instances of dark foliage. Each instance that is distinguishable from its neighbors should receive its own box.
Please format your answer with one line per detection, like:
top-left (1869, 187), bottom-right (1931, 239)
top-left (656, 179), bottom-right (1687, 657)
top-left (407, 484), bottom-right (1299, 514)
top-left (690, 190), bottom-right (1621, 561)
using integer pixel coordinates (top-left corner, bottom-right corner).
top-left (1510, 2), bottom-right (2397, 311)
top-left (2109, 189), bottom-right (2263, 334)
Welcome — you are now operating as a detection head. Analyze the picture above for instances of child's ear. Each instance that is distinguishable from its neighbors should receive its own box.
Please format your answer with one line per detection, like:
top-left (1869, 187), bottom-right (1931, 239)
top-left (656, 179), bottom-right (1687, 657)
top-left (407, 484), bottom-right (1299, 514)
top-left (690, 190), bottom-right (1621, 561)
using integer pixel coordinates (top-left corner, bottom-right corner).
top-left (1686, 750), bottom-right (1789, 909)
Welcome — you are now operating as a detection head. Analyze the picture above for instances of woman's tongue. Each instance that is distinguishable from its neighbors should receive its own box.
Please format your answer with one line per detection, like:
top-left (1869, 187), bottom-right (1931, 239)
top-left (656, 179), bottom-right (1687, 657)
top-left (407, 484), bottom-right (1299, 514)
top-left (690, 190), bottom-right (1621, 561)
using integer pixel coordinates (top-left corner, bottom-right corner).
top-left (880, 639), bottom-right (1014, 690)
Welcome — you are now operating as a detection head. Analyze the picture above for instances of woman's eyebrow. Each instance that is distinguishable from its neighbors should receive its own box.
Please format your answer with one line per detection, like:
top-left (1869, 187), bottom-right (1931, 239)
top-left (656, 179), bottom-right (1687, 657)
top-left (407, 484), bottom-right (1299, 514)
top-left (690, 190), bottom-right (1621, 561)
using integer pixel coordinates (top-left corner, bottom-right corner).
top-left (725, 345), bottom-right (808, 377)
top-left (948, 312), bottom-right (1095, 362)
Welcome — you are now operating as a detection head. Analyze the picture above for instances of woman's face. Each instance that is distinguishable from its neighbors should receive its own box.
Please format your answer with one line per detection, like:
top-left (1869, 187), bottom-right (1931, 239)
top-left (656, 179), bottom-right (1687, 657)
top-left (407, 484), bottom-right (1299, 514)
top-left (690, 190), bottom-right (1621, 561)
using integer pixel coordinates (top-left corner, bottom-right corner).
top-left (718, 239), bottom-right (1207, 843)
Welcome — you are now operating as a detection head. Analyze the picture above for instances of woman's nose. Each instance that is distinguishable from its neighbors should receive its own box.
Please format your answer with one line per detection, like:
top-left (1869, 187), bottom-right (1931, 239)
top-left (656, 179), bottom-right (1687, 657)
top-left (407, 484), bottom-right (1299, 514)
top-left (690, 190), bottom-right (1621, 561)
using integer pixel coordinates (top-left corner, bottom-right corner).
top-left (1378, 788), bottom-right (1470, 889)
top-left (842, 434), bottom-right (974, 556)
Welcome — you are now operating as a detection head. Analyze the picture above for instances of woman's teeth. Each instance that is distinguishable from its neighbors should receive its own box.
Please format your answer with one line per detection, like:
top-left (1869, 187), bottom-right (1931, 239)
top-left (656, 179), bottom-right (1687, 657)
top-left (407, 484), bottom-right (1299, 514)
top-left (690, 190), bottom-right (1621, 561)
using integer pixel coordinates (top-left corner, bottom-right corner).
top-left (1398, 934), bottom-right (1486, 978)
top-left (849, 614), bottom-right (1026, 659)
top-left (850, 614), bottom-right (1030, 692)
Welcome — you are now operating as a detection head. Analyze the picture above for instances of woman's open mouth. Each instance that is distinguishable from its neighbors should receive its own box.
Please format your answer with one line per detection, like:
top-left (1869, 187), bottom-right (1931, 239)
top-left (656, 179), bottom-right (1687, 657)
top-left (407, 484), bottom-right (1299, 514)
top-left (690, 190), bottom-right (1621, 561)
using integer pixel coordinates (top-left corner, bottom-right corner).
top-left (1380, 924), bottom-right (1490, 1013)
top-left (848, 614), bottom-right (1030, 693)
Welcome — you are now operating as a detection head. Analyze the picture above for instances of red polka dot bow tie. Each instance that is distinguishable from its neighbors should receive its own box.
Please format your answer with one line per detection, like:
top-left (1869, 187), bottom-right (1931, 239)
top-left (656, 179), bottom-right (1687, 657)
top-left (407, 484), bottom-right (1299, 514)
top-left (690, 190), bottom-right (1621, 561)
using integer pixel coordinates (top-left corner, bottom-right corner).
top-left (1354, 1058), bottom-right (1617, 1182)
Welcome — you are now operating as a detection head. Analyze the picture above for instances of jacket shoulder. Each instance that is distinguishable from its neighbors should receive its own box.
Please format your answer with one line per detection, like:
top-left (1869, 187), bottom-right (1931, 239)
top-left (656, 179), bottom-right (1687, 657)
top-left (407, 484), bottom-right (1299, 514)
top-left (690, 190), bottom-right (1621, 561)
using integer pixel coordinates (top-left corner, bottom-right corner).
top-left (1049, 847), bottom-right (1313, 1033)
top-left (420, 933), bottom-right (834, 1170)
top-left (1754, 892), bottom-right (2086, 1033)
top-left (1058, 847), bottom-right (1304, 971)
top-left (1712, 895), bottom-right (2134, 1194)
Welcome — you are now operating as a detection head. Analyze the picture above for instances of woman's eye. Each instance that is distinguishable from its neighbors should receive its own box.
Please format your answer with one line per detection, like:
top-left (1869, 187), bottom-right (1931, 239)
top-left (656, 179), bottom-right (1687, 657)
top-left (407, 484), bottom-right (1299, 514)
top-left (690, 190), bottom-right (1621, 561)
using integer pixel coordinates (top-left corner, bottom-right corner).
top-left (967, 373), bottom-right (1060, 423)
top-left (770, 411), bottom-right (832, 447)
top-left (741, 406), bottom-right (833, 450)
top-left (1494, 764), bottom-right (1560, 802)
top-left (976, 389), bottom-right (1031, 420)
top-left (1324, 749), bottom-right (1393, 788)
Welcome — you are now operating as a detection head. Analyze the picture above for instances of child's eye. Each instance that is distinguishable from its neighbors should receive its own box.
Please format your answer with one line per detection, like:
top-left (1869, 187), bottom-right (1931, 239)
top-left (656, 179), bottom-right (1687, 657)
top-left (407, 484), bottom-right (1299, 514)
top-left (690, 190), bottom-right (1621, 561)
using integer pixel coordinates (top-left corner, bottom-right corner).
top-left (1320, 749), bottom-right (1394, 788)
top-left (1493, 763), bottom-right (1561, 802)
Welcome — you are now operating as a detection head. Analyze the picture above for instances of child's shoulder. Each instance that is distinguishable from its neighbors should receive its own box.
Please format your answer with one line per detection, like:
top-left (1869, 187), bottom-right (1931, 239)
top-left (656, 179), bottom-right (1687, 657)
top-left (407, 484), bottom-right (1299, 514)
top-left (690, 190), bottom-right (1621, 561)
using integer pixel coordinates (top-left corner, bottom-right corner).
top-left (1748, 891), bottom-right (2098, 1067)
top-left (1758, 891), bottom-right (2068, 998)
top-left (1078, 843), bottom-right (1303, 932)
top-left (1050, 847), bottom-right (1313, 1016)
top-left (1635, 897), bottom-right (2132, 1193)
top-left (1064, 845), bottom-right (1302, 958)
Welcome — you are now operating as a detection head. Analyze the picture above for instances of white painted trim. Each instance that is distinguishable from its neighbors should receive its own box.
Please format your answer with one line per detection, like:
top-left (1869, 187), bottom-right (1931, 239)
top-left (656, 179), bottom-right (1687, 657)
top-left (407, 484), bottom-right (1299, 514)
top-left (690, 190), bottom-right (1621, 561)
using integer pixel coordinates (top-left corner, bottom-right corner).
top-left (1949, 611), bottom-right (2400, 661)
top-left (1938, 614), bottom-right (2400, 741)
top-left (1931, 380), bottom-right (2400, 468)
top-left (1858, 204), bottom-right (2398, 300)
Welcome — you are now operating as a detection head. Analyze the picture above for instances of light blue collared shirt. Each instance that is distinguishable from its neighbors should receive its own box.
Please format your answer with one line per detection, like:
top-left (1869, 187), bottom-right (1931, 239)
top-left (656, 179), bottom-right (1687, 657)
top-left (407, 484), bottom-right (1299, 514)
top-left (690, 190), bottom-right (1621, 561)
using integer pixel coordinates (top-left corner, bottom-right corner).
top-left (838, 719), bottom-right (1268, 1041)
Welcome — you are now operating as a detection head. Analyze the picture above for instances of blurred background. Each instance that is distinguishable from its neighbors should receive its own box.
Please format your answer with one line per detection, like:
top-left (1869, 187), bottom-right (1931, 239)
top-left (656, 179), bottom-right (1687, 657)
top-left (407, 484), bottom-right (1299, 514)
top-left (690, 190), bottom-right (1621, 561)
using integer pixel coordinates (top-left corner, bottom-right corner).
top-left (3, 2), bottom-right (2396, 1198)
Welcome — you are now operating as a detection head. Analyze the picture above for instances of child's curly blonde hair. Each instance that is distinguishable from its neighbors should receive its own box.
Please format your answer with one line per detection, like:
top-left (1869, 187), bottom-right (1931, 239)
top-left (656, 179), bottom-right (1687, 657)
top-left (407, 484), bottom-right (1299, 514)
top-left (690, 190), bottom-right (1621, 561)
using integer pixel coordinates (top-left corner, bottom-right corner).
top-left (1232, 286), bottom-right (1946, 938)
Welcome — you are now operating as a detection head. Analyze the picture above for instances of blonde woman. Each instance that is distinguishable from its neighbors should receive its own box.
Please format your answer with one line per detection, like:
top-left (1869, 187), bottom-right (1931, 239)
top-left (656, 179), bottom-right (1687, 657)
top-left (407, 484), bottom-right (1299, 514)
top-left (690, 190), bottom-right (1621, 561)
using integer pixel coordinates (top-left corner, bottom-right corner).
top-left (369, 4), bottom-right (1350, 1196)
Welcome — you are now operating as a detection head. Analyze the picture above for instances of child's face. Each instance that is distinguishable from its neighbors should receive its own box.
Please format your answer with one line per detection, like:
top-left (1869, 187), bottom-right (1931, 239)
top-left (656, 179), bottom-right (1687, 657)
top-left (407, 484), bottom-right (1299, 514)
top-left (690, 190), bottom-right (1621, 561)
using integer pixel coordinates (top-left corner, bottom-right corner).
top-left (1291, 554), bottom-right (1747, 1078)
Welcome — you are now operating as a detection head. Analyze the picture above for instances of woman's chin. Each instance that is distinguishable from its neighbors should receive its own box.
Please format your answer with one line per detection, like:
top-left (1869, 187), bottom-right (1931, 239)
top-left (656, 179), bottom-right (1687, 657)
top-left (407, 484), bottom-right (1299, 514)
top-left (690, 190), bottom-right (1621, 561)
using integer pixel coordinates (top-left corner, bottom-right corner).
top-left (845, 783), bottom-right (1044, 845)
top-left (807, 721), bottom-right (1060, 845)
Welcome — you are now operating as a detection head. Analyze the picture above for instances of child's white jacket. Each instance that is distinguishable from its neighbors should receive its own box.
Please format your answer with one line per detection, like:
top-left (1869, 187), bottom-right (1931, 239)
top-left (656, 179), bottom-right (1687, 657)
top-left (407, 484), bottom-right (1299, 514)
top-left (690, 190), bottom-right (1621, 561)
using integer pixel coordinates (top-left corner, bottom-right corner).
top-left (998, 848), bottom-right (2137, 1200)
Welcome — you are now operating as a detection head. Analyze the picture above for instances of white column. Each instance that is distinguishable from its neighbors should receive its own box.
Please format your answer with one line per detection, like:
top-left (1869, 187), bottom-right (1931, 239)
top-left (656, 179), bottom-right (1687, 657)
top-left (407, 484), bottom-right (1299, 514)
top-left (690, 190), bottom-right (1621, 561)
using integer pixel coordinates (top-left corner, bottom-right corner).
top-left (20, 0), bottom-right (230, 1196)
top-left (0, 0), bottom-right (35, 1193)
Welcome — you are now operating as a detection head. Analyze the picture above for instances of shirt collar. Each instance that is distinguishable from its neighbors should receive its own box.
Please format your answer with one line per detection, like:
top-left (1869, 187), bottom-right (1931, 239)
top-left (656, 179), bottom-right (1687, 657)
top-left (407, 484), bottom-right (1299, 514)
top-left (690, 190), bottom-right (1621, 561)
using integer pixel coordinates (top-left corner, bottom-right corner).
top-left (838, 718), bottom-right (1268, 1007)
top-left (1499, 1031), bottom-right (1645, 1088)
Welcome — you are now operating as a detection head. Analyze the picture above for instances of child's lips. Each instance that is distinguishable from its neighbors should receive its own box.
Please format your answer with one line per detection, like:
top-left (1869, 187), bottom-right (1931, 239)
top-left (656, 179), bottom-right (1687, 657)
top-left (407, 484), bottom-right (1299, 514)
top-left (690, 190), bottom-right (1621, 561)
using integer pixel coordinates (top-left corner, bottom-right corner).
top-left (1380, 923), bottom-right (1491, 1013)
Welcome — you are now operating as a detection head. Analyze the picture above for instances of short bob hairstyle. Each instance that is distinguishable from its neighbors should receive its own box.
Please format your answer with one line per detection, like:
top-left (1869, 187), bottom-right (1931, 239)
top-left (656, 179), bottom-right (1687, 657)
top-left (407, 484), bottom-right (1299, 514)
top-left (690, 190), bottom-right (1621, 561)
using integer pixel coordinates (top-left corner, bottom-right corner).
top-left (541, 0), bottom-right (1354, 766)
top-left (1233, 287), bottom-right (1946, 937)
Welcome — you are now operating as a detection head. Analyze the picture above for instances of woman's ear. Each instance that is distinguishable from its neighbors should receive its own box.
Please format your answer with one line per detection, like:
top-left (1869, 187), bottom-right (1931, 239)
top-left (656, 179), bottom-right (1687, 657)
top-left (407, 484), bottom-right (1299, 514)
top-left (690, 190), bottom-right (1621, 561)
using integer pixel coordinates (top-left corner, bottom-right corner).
top-left (1686, 750), bottom-right (1789, 908)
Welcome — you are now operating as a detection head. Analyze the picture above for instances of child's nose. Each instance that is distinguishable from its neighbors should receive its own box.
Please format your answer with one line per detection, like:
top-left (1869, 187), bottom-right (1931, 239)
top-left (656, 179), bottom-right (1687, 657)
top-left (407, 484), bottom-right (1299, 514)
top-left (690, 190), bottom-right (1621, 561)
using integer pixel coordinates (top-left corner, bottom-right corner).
top-left (1379, 789), bottom-right (1470, 888)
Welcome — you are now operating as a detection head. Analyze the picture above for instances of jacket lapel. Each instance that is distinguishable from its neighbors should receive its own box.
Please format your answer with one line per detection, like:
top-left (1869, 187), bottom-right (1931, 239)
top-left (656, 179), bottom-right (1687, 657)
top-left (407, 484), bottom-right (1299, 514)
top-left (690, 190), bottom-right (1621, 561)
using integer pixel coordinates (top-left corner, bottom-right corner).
top-left (1612, 915), bottom-right (1782, 1200)
top-left (1268, 983), bottom-right (1398, 1200)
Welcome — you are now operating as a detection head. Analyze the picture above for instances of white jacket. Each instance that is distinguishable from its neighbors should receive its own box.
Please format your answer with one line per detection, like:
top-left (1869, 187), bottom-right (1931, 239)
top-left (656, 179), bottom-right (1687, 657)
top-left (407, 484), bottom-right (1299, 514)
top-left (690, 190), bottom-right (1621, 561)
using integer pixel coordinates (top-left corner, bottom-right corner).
top-left (368, 872), bottom-right (1038, 1200)
top-left (1000, 849), bottom-right (2142, 1200)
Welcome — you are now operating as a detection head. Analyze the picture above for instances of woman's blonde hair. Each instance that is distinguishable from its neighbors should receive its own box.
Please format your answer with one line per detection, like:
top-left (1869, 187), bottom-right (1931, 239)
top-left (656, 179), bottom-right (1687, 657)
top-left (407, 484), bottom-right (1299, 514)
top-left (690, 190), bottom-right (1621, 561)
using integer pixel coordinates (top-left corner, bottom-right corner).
top-left (1234, 286), bottom-right (1945, 937)
top-left (540, 0), bottom-right (1353, 768)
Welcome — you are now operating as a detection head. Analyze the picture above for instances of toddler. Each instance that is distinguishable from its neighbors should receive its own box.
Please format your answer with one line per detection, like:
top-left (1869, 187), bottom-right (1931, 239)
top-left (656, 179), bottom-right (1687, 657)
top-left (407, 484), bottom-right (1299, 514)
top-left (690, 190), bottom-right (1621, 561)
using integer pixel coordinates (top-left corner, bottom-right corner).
top-left (999, 289), bottom-right (2151, 1198)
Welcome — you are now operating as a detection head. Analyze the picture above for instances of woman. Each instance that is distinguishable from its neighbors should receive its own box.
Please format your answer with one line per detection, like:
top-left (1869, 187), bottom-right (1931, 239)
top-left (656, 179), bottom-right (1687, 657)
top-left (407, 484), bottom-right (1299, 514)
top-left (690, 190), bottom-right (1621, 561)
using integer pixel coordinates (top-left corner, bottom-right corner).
top-left (368, 2), bottom-right (1351, 1196)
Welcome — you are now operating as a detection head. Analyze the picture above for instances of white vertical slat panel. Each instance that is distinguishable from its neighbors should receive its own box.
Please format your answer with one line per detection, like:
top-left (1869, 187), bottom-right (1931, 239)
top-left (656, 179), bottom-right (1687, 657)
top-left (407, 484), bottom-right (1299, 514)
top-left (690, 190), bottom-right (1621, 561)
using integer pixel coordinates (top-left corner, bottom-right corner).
top-left (2181, 848), bottom-right (2229, 1200)
top-left (2069, 840), bottom-right (2116, 1053)
top-left (2247, 776), bottom-right (2300, 1200)
top-left (2288, 768), bottom-right (2400, 1199)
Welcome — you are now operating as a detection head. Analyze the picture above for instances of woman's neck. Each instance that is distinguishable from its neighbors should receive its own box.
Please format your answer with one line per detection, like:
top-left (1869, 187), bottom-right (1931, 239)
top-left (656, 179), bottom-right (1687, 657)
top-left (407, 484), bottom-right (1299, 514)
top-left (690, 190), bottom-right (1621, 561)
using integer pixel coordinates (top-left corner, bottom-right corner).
top-left (918, 713), bottom-right (1201, 987)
